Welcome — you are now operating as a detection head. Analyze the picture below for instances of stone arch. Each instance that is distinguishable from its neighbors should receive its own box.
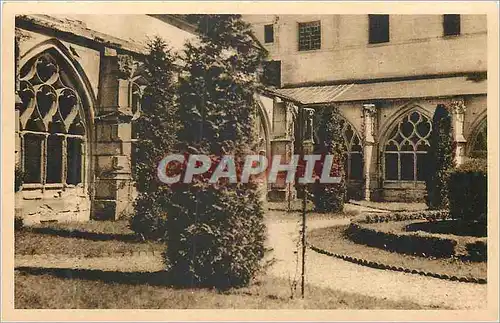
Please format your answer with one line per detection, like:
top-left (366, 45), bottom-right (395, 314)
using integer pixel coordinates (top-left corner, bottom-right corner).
top-left (254, 97), bottom-right (272, 200)
top-left (17, 39), bottom-right (96, 222)
top-left (379, 106), bottom-right (432, 182)
top-left (378, 103), bottom-right (432, 145)
top-left (255, 97), bottom-right (272, 158)
top-left (19, 38), bottom-right (97, 121)
top-left (313, 114), bottom-right (364, 181)
top-left (467, 114), bottom-right (487, 159)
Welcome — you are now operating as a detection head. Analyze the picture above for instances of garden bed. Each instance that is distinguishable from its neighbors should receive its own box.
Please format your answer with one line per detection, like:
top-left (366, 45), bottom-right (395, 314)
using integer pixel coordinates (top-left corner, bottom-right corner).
top-left (308, 225), bottom-right (486, 281)
top-left (347, 211), bottom-right (487, 261)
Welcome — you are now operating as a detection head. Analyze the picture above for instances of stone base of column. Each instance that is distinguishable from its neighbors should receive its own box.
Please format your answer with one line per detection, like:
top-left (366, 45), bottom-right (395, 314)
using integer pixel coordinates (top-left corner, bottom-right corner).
top-left (268, 185), bottom-right (296, 202)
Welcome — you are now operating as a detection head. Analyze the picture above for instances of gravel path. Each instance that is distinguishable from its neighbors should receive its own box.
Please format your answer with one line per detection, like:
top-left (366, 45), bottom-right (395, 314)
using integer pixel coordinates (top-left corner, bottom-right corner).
top-left (265, 211), bottom-right (488, 310)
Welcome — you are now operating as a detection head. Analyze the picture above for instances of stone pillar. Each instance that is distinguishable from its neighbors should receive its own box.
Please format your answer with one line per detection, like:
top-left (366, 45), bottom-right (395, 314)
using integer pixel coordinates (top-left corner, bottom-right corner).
top-left (449, 99), bottom-right (467, 166)
top-left (92, 49), bottom-right (138, 220)
top-left (268, 98), bottom-right (296, 201)
top-left (362, 103), bottom-right (377, 201)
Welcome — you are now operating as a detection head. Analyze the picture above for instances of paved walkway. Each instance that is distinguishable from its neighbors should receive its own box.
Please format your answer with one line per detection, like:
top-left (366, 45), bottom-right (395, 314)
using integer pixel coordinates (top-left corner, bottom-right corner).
top-left (265, 206), bottom-right (488, 310)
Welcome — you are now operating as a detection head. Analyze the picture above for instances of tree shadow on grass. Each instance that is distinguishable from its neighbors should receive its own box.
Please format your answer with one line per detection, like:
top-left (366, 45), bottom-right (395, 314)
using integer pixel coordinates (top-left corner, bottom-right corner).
top-left (28, 227), bottom-right (141, 243)
top-left (16, 266), bottom-right (175, 287)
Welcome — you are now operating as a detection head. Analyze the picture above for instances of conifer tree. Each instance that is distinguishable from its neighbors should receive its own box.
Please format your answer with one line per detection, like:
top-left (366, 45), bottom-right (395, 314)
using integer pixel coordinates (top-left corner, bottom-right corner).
top-left (130, 37), bottom-right (179, 240)
top-left (165, 15), bottom-right (267, 289)
top-left (426, 104), bottom-right (455, 209)
top-left (312, 106), bottom-right (347, 213)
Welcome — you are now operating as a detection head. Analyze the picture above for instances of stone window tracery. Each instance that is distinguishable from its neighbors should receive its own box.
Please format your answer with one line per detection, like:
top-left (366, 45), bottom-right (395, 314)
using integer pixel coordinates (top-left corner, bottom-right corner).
top-left (470, 120), bottom-right (487, 159)
top-left (18, 51), bottom-right (86, 187)
top-left (340, 119), bottom-right (363, 181)
top-left (384, 110), bottom-right (432, 181)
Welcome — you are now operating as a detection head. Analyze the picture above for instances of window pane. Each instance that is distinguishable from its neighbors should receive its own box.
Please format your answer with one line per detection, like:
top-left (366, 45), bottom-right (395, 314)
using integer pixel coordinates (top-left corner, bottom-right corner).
top-left (23, 134), bottom-right (43, 183)
top-left (417, 120), bottom-right (431, 138)
top-left (46, 135), bottom-right (63, 183)
top-left (471, 121), bottom-right (487, 159)
top-left (443, 14), bottom-right (460, 36)
top-left (350, 153), bottom-right (363, 180)
top-left (369, 14), bottom-right (389, 44)
top-left (298, 21), bottom-right (321, 51)
top-left (264, 24), bottom-right (274, 43)
top-left (416, 153), bottom-right (430, 181)
top-left (67, 138), bottom-right (82, 185)
top-left (400, 153), bottom-right (415, 180)
top-left (385, 153), bottom-right (398, 180)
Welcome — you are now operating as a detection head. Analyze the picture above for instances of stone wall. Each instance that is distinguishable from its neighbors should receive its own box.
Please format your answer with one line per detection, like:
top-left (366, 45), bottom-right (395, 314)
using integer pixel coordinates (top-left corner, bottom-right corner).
top-left (245, 14), bottom-right (487, 86)
top-left (15, 15), bottom-right (196, 223)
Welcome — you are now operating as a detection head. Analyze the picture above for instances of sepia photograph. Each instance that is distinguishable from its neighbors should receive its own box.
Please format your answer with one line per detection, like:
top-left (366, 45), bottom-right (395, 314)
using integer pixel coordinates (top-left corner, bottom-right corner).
top-left (2, 1), bottom-right (498, 321)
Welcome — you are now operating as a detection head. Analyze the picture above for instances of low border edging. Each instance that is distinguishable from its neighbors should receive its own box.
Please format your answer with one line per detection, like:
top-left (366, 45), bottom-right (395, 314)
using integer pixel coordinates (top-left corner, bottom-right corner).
top-left (309, 245), bottom-right (487, 284)
top-left (348, 210), bottom-right (487, 261)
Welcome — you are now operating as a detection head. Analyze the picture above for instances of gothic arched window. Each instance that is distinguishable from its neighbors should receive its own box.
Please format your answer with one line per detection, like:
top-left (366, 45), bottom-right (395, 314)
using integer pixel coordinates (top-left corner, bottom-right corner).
top-left (470, 120), bottom-right (487, 159)
top-left (384, 110), bottom-right (432, 181)
top-left (341, 119), bottom-right (363, 181)
top-left (19, 51), bottom-right (86, 187)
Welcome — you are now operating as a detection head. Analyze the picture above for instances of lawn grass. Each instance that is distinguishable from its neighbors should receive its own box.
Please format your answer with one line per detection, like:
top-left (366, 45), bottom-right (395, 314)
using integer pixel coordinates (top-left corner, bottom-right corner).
top-left (14, 268), bottom-right (432, 309)
top-left (15, 220), bottom-right (165, 257)
top-left (308, 225), bottom-right (487, 280)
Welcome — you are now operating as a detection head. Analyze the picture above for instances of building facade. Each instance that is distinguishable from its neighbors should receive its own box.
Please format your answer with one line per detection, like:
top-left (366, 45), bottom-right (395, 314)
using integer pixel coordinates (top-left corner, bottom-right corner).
top-left (14, 14), bottom-right (489, 224)
top-left (246, 14), bottom-right (488, 202)
top-left (14, 14), bottom-right (199, 224)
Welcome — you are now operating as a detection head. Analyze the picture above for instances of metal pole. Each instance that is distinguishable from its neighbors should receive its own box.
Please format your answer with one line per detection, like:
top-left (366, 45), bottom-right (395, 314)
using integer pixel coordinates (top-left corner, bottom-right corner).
top-left (301, 176), bottom-right (307, 298)
top-left (300, 107), bottom-right (307, 299)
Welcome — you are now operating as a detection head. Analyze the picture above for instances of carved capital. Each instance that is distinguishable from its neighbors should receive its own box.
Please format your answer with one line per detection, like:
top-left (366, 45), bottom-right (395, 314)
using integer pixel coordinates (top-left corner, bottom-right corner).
top-left (362, 103), bottom-right (377, 144)
top-left (449, 98), bottom-right (466, 115)
top-left (116, 54), bottom-right (138, 80)
top-left (362, 103), bottom-right (377, 117)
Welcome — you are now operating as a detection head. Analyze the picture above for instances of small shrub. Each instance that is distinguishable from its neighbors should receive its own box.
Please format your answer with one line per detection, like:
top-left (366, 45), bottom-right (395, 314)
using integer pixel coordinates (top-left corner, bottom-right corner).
top-left (346, 222), bottom-right (457, 258)
top-left (353, 210), bottom-right (449, 224)
top-left (15, 216), bottom-right (24, 231)
top-left (448, 158), bottom-right (487, 224)
top-left (466, 240), bottom-right (487, 262)
top-left (425, 104), bottom-right (455, 209)
top-left (129, 191), bottom-right (169, 241)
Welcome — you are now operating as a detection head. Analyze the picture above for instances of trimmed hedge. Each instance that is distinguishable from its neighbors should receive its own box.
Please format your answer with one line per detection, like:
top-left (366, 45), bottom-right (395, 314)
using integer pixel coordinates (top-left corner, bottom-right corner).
top-left (352, 210), bottom-right (450, 224)
top-left (466, 240), bottom-right (487, 262)
top-left (346, 222), bottom-right (457, 258)
top-left (448, 158), bottom-right (487, 224)
top-left (347, 210), bottom-right (486, 260)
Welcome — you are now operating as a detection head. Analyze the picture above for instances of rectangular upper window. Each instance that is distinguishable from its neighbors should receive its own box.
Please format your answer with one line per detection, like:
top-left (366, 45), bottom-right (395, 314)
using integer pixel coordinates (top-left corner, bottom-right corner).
top-left (368, 14), bottom-right (390, 44)
top-left (264, 24), bottom-right (274, 43)
top-left (443, 14), bottom-right (461, 36)
top-left (298, 21), bottom-right (321, 51)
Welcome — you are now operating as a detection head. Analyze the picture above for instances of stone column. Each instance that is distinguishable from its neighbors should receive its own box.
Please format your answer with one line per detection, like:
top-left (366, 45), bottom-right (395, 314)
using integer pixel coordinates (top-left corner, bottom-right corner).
top-left (449, 99), bottom-right (467, 166)
top-left (362, 103), bottom-right (377, 201)
top-left (268, 98), bottom-right (296, 201)
top-left (93, 49), bottom-right (138, 220)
